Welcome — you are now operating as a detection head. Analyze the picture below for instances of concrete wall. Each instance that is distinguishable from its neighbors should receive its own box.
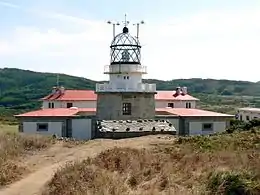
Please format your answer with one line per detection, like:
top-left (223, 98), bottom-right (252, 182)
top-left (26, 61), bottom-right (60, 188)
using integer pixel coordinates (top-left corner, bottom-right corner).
top-left (96, 92), bottom-right (156, 120)
top-left (155, 115), bottom-right (179, 134)
top-left (42, 100), bottom-right (96, 109)
top-left (109, 73), bottom-right (142, 89)
top-left (98, 131), bottom-right (176, 139)
top-left (184, 117), bottom-right (230, 136)
top-left (155, 100), bottom-right (197, 109)
top-left (71, 118), bottom-right (92, 140)
top-left (22, 121), bottom-right (63, 136)
top-left (43, 99), bottom-right (197, 109)
top-left (18, 116), bottom-right (96, 140)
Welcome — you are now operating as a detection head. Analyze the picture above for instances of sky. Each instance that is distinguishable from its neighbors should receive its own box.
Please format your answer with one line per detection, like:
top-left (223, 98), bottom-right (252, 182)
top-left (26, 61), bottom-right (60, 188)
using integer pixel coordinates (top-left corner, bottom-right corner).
top-left (0, 0), bottom-right (260, 82)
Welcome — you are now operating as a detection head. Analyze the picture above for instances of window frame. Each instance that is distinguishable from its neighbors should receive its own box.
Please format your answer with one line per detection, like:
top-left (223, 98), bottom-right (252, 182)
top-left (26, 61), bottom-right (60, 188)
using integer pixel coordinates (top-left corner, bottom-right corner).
top-left (48, 102), bottom-right (54, 108)
top-left (168, 103), bottom-right (174, 108)
top-left (202, 123), bottom-right (213, 131)
top-left (67, 102), bottom-right (73, 108)
top-left (37, 123), bottom-right (49, 131)
top-left (122, 103), bottom-right (132, 115)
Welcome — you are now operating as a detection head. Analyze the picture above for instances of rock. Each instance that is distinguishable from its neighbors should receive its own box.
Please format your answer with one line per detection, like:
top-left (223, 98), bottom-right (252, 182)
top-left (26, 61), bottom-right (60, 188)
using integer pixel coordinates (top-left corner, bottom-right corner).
top-left (126, 127), bottom-right (130, 131)
top-left (126, 120), bottom-right (132, 123)
top-left (139, 127), bottom-right (143, 131)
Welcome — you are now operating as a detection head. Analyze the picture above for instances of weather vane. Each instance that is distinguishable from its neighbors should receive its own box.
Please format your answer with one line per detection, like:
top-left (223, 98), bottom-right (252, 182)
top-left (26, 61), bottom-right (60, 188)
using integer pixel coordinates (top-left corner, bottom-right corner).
top-left (122, 13), bottom-right (130, 27)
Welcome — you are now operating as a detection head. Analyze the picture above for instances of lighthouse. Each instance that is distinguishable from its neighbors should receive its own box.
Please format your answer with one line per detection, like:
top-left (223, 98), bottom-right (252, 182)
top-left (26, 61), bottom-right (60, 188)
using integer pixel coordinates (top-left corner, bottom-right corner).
top-left (95, 16), bottom-right (157, 120)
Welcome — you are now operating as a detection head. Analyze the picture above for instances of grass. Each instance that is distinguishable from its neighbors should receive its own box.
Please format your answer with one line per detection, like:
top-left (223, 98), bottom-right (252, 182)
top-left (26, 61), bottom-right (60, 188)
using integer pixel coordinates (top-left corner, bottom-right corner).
top-left (0, 124), bottom-right (55, 187)
top-left (43, 130), bottom-right (260, 195)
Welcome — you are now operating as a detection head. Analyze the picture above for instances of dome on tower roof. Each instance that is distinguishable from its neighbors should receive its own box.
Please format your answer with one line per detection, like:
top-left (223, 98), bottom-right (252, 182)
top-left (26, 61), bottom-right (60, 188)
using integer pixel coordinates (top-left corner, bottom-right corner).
top-left (110, 27), bottom-right (141, 65)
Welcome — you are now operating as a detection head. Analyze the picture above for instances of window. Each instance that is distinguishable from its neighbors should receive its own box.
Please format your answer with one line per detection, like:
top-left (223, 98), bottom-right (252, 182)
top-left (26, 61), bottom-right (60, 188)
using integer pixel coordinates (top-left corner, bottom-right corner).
top-left (246, 115), bottom-right (250, 121)
top-left (240, 115), bottom-right (242, 121)
top-left (122, 103), bottom-right (131, 115)
top-left (186, 102), bottom-right (191, 108)
top-left (37, 123), bottom-right (48, 131)
top-left (48, 102), bottom-right (54, 108)
top-left (67, 103), bottom-right (73, 108)
top-left (202, 123), bottom-right (213, 131)
top-left (126, 76), bottom-right (129, 79)
top-left (168, 103), bottom-right (174, 108)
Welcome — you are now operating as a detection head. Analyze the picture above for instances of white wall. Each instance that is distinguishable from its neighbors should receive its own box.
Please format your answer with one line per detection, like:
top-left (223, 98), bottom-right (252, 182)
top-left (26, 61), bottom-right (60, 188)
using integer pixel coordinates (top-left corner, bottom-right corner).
top-left (155, 100), bottom-right (197, 109)
top-left (22, 121), bottom-right (63, 136)
top-left (71, 119), bottom-right (92, 140)
top-left (42, 100), bottom-right (96, 109)
top-left (109, 73), bottom-right (143, 89)
top-left (238, 110), bottom-right (260, 122)
top-left (168, 118), bottom-right (179, 134)
top-left (189, 121), bottom-right (226, 135)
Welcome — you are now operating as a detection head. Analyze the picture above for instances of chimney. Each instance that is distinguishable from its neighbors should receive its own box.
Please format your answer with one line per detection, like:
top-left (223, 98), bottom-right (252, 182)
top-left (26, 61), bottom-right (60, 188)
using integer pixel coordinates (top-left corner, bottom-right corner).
top-left (175, 87), bottom-right (181, 95)
top-left (52, 86), bottom-right (57, 94)
top-left (60, 86), bottom-right (65, 94)
top-left (182, 87), bottom-right (187, 95)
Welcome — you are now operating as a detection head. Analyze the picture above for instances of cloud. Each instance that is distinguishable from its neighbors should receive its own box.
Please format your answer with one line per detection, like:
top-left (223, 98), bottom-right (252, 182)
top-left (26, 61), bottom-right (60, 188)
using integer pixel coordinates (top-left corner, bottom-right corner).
top-left (0, 7), bottom-right (260, 82)
top-left (0, 1), bottom-right (19, 9)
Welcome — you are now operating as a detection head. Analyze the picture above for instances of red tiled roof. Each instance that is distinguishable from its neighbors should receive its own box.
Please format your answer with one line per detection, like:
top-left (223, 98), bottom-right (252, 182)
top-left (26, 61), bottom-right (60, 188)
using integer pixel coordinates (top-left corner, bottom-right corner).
top-left (42, 90), bottom-right (198, 101)
top-left (155, 91), bottom-right (199, 101)
top-left (156, 108), bottom-right (234, 117)
top-left (42, 90), bottom-right (97, 101)
top-left (15, 108), bottom-right (96, 117)
top-left (16, 108), bottom-right (233, 118)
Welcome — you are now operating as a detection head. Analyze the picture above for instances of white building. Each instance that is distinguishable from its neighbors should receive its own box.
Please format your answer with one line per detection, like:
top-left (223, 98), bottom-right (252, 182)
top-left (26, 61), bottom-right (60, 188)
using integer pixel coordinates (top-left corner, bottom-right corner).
top-left (15, 18), bottom-right (234, 139)
top-left (41, 88), bottom-right (199, 110)
top-left (237, 107), bottom-right (260, 122)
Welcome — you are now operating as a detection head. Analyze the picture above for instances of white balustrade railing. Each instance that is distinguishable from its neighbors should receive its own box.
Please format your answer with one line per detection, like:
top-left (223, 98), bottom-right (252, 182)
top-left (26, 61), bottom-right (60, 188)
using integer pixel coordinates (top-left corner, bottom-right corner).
top-left (96, 83), bottom-right (156, 93)
top-left (104, 65), bottom-right (147, 74)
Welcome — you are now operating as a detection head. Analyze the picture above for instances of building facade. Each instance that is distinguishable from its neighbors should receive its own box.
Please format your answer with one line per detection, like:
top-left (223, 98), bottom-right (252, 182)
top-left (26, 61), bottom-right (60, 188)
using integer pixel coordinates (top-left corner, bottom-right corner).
top-left (237, 107), bottom-right (260, 122)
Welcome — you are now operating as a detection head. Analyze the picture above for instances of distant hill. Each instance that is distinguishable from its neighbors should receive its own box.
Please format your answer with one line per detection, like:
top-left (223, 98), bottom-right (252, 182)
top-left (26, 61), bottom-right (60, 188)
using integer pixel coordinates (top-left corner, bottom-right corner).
top-left (0, 68), bottom-right (260, 116)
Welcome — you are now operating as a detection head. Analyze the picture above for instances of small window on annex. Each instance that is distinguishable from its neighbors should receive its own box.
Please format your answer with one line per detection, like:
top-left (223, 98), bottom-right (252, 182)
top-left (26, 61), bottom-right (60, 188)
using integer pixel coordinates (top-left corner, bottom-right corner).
top-left (168, 103), bottom-right (174, 108)
top-left (202, 123), bottom-right (213, 131)
top-left (122, 103), bottom-right (132, 115)
top-left (37, 123), bottom-right (48, 131)
top-left (186, 102), bottom-right (191, 108)
top-left (67, 103), bottom-right (73, 108)
top-left (48, 102), bottom-right (54, 108)
top-left (246, 115), bottom-right (250, 121)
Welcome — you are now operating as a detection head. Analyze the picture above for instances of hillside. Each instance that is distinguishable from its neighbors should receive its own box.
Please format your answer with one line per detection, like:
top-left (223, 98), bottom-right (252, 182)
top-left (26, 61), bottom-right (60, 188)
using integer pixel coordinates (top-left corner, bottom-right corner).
top-left (1, 68), bottom-right (260, 116)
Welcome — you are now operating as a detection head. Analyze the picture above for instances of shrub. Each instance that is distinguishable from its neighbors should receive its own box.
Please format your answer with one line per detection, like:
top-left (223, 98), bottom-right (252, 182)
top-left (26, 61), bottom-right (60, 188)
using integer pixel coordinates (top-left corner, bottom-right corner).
top-left (0, 131), bottom-right (54, 186)
top-left (207, 171), bottom-right (260, 195)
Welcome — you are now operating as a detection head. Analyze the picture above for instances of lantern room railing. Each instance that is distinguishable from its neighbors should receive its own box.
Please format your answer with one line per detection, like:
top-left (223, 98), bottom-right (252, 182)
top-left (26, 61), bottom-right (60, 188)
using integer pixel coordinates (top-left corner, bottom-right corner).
top-left (104, 65), bottom-right (147, 74)
top-left (96, 83), bottom-right (156, 93)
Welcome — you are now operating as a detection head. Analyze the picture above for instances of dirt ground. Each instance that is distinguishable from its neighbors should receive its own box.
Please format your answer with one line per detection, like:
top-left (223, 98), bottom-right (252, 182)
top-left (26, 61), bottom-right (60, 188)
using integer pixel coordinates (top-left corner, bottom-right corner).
top-left (0, 135), bottom-right (174, 195)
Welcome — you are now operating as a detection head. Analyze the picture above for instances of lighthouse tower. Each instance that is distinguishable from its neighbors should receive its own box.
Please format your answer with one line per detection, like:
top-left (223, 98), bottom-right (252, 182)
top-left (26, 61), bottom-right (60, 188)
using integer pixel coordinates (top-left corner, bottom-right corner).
top-left (95, 17), bottom-right (157, 120)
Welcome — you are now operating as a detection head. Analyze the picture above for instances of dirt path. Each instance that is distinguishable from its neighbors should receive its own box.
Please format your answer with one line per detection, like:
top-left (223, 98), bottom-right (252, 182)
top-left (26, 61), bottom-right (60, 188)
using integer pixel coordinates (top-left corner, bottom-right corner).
top-left (0, 135), bottom-right (174, 195)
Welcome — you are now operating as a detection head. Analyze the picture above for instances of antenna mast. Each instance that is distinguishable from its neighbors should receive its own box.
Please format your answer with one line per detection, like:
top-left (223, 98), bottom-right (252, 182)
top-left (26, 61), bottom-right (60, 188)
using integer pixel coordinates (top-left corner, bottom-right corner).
top-left (56, 74), bottom-right (60, 87)
top-left (133, 20), bottom-right (145, 40)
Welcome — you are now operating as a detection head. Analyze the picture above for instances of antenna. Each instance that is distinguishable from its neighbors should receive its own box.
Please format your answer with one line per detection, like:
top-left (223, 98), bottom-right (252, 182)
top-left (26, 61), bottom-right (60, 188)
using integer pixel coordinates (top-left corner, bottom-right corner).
top-left (56, 74), bottom-right (60, 87)
top-left (133, 20), bottom-right (145, 40)
top-left (122, 13), bottom-right (130, 27)
top-left (107, 20), bottom-right (120, 38)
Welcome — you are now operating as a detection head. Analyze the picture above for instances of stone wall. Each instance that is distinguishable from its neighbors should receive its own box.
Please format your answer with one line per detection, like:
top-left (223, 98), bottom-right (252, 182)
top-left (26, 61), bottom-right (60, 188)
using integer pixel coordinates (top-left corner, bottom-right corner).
top-left (96, 92), bottom-right (156, 120)
top-left (95, 119), bottom-right (176, 139)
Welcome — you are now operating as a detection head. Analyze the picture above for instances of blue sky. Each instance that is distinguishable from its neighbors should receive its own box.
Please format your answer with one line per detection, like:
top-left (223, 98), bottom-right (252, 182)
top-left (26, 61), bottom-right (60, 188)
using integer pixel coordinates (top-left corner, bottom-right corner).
top-left (0, 0), bottom-right (260, 82)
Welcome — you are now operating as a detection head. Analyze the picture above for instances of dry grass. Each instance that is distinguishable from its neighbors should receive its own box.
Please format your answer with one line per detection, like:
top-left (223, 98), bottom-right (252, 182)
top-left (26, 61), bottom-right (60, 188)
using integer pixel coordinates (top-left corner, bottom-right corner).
top-left (0, 126), bottom-right (55, 187)
top-left (43, 130), bottom-right (260, 195)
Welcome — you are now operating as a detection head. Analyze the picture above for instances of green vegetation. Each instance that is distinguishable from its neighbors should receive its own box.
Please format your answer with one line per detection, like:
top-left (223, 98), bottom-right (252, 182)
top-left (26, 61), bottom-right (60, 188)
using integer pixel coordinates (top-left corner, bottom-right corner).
top-left (0, 127), bottom-right (55, 186)
top-left (43, 129), bottom-right (260, 195)
top-left (1, 68), bottom-right (260, 118)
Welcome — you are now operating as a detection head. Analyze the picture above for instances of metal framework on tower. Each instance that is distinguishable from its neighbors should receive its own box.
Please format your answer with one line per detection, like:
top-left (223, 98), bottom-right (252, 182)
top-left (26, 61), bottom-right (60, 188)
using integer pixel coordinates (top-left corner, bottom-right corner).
top-left (107, 14), bottom-right (145, 65)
